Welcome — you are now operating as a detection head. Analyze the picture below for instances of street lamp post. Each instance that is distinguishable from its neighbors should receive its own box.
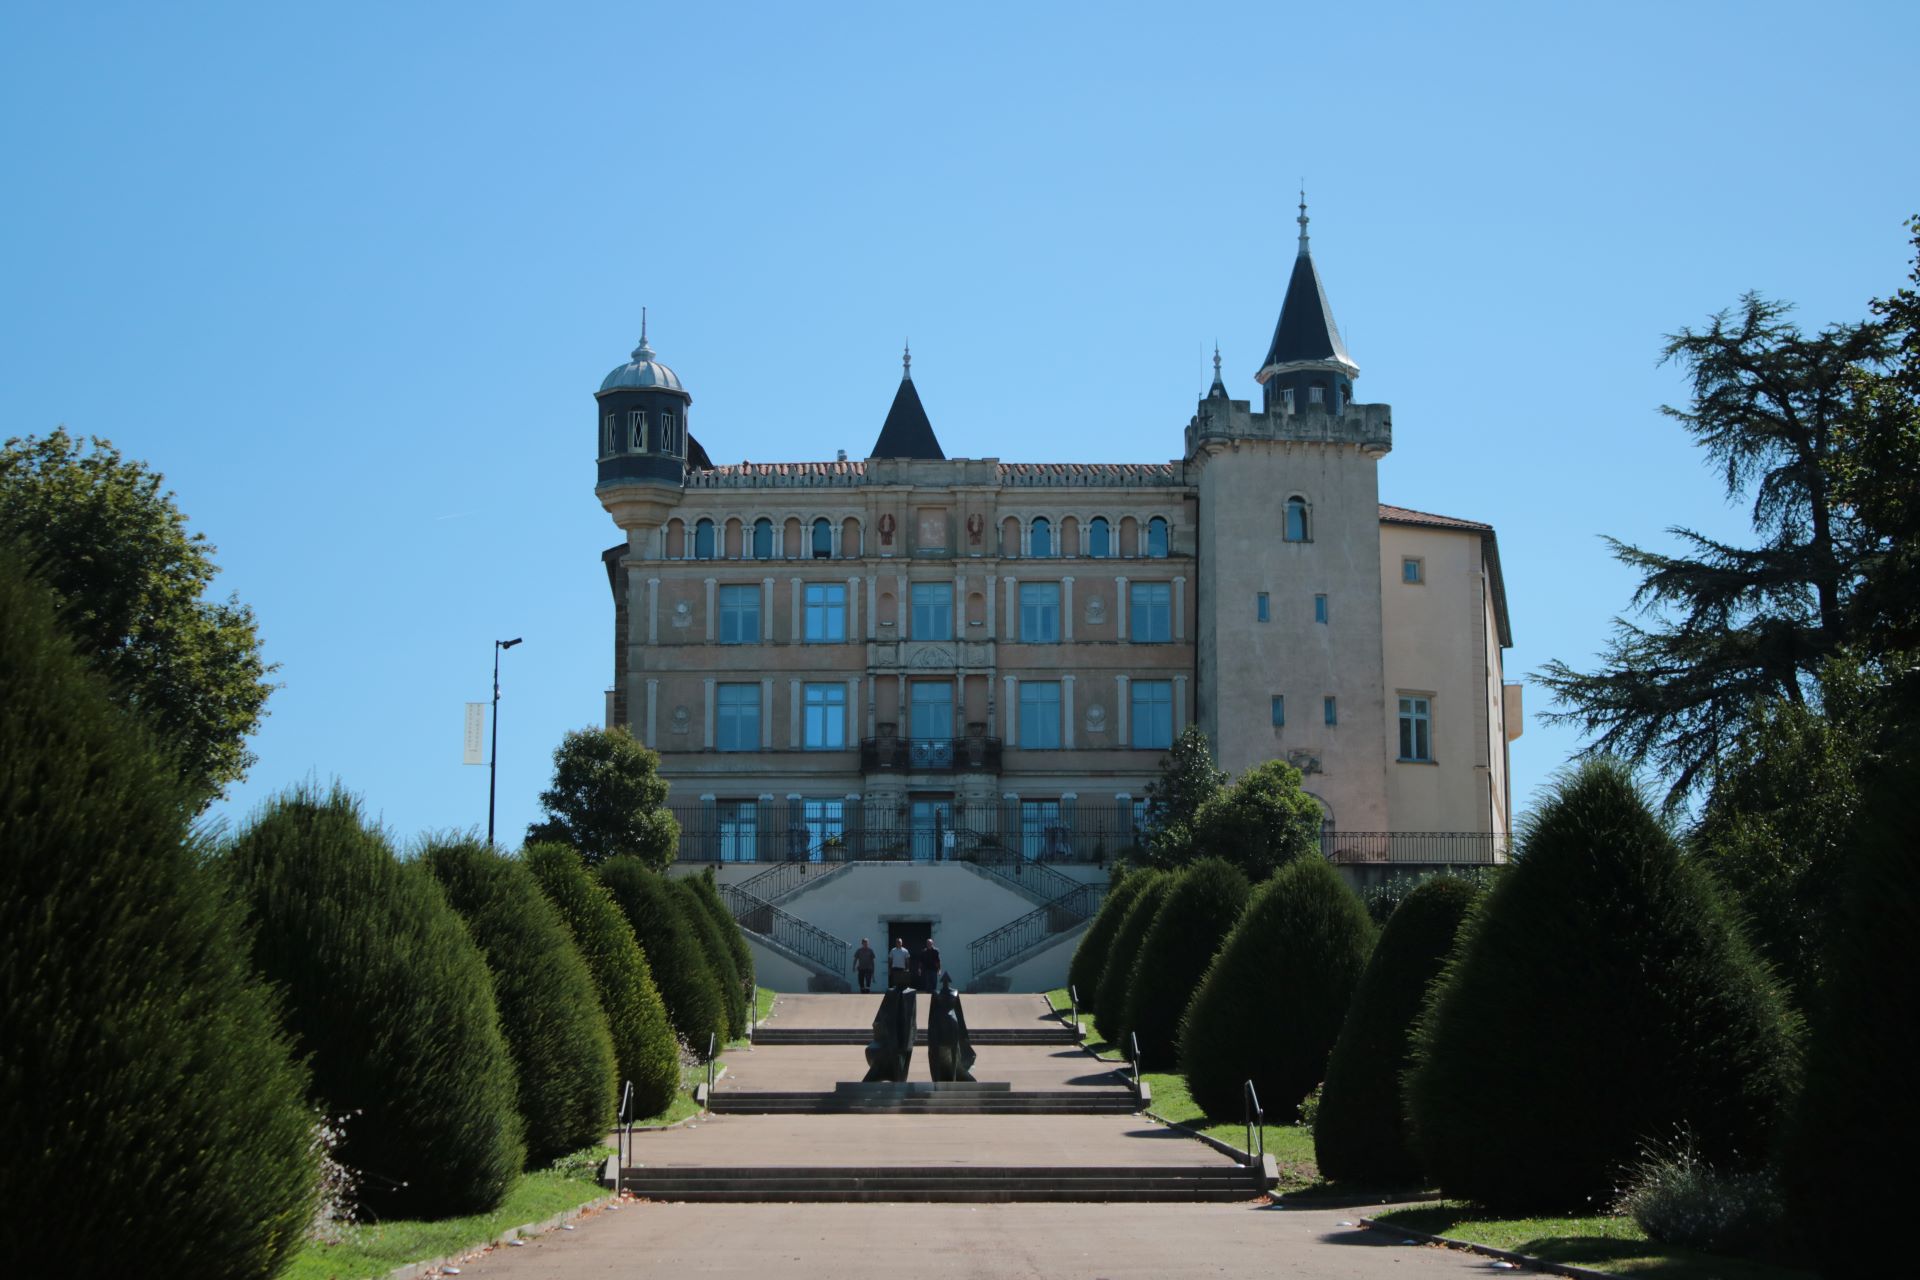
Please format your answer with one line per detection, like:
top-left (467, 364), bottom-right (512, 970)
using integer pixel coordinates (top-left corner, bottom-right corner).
top-left (488, 637), bottom-right (523, 846)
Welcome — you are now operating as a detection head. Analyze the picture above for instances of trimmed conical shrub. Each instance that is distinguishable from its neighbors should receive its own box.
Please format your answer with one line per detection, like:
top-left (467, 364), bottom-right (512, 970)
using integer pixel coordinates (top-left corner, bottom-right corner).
top-left (226, 788), bottom-right (525, 1219)
top-left (1122, 859), bottom-right (1251, 1069)
top-left (673, 876), bottom-right (746, 1038)
top-left (0, 552), bottom-right (316, 1279)
top-left (598, 858), bottom-right (728, 1051)
top-left (1315, 874), bottom-right (1483, 1186)
top-left (423, 838), bottom-right (617, 1165)
top-left (1406, 761), bottom-right (1801, 1214)
top-left (1781, 750), bottom-right (1917, 1272)
top-left (1094, 870), bottom-right (1172, 1043)
top-left (685, 867), bottom-right (754, 993)
top-left (523, 843), bottom-right (679, 1119)
top-left (1068, 866), bottom-right (1149, 1003)
top-left (1179, 856), bottom-right (1374, 1121)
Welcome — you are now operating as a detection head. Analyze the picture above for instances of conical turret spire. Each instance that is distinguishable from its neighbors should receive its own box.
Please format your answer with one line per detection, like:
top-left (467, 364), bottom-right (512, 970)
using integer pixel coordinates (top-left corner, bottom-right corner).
top-left (870, 347), bottom-right (944, 459)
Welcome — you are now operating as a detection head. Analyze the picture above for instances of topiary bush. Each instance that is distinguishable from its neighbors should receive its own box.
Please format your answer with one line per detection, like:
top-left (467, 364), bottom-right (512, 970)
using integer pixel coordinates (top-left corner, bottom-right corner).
top-left (1314, 875), bottom-right (1483, 1186)
top-left (226, 787), bottom-right (525, 1219)
top-left (0, 551), bottom-right (316, 1279)
top-left (684, 867), bottom-right (754, 994)
top-left (1405, 760), bottom-right (1801, 1214)
top-left (1121, 859), bottom-right (1251, 1069)
top-left (597, 858), bottom-right (728, 1052)
top-left (672, 875), bottom-right (746, 1038)
top-left (1068, 865), bottom-right (1149, 1003)
top-left (1179, 856), bottom-right (1375, 1122)
top-left (423, 838), bottom-right (617, 1165)
top-left (1093, 870), bottom-right (1172, 1043)
top-left (523, 842), bottom-right (679, 1119)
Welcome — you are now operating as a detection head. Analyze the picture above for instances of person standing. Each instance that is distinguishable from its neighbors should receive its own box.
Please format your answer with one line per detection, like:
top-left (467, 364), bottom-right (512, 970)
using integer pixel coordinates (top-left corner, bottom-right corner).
top-left (914, 936), bottom-right (942, 992)
top-left (887, 937), bottom-right (910, 990)
top-left (853, 938), bottom-right (877, 993)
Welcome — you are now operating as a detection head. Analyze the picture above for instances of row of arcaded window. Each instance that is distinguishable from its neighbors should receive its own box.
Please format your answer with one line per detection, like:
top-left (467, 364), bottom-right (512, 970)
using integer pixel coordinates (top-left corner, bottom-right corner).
top-left (1015, 515), bottom-right (1169, 558)
top-left (674, 516), bottom-right (853, 561)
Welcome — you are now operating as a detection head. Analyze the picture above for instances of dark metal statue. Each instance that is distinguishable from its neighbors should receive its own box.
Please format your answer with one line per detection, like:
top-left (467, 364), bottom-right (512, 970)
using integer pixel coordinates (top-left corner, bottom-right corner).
top-left (926, 975), bottom-right (977, 1082)
top-left (862, 987), bottom-right (916, 1082)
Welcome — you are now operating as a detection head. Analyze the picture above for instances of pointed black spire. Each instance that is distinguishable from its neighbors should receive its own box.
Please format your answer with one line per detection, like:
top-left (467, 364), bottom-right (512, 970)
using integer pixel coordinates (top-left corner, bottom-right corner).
top-left (1255, 192), bottom-right (1359, 414)
top-left (1206, 341), bottom-right (1230, 400)
top-left (869, 343), bottom-right (945, 459)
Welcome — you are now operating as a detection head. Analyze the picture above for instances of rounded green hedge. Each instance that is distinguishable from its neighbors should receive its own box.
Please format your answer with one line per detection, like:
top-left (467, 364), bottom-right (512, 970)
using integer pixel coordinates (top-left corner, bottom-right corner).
top-left (424, 838), bottom-right (617, 1165)
top-left (598, 858), bottom-right (728, 1051)
top-left (0, 553), bottom-right (317, 1279)
top-left (684, 867), bottom-right (754, 993)
top-left (1094, 870), bottom-right (1172, 1043)
top-left (1314, 875), bottom-right (1482, 1185)
top-left (1179, 856), bottom-right (1375, 1122)
top-left (1406, 761), bottom-right (1801, 1214)
top-left (523, 843), bottom-right (679, 1120)
top-left (672, 875), bottom-right (746, 1039)
top-left (1122, 859), bottom-right (1251, 1069)
top-left (226, 788), bottom-right (525, 1219)
top-left (1068, 867), bottom-right (1151, 1004)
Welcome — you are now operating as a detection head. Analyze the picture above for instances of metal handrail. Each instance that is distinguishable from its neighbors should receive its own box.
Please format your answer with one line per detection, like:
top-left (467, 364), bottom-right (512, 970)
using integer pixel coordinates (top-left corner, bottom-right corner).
top-left (720, 883), bottom-right (852, 975)
top-left (616, 1078), bottom-right (634, 1188)
top-left (966, 882), bottom-right (1106, 976)
top-left (1243, 1080), bottom-right (1264, 1167)
top-left (968, 854), bottom-right (1084, 904)
top-left (1129, 1033), bottom-right (1142, 1098)
top-left (1067, 984), bottom-right (1080, 1035)
top-left (704, 1034), bottom-right (716, 1112)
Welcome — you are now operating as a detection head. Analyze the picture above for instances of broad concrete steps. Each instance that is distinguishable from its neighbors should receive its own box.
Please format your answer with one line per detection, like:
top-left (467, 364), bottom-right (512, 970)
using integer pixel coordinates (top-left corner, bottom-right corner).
top-left (710, 1090), bottom-right (1139, 1115)
top-left (752, 1027), bottom-right (1076, 1047)
top-left (616, 1164), bottom-right (1261, 1203)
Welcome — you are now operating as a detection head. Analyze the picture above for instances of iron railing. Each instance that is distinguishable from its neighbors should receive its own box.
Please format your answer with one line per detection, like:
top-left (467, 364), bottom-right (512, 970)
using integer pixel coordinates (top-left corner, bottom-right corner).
top-left (1243, 1080), bottom-right (1265, 1166)
top-left (1323, 831), bottom-right (1510, 864)
top-left (719, 882), bottom-right (852, 975)
top-left (969, 854), bottom-right (1085, 904)
top-left (859, 736), bottom-right (1003, 773)
top-left (967, 882), bottom-right (1107, 977)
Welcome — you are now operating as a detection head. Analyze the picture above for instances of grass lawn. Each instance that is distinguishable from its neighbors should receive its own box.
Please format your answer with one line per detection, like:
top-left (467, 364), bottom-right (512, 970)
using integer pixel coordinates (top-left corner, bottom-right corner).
top-left (285, 1168), bottom-right (605, 1280)
top-left (728, 985), bottom-right (778, 1049)
top-left (1373, 1203), bottom-right (1817, 1280)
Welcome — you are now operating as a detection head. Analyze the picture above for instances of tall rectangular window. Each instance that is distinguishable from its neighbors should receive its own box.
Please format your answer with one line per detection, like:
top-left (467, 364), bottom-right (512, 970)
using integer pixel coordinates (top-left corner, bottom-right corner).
top-left (1131, 680), bottom-right (1174, 749)
top-left (804, 583), bottom-right (846, 642)
top-left (1256, 592), bottom-right (1270, 622)
top-left (718, 584), bottom-right (759, 644)
top-left (911, 582), bottom-right (953, 640)
top-left (1129, 582), bottom-right (1172, 643)
top-left (908, 681), bottom-right (954, 742)
top-left (1314, 593), bottom-right (1329, 624)
top-left (717, 800), bottom-right (757, 862)
top-left (627, 411), bottom-right (647, 452)
top-left (1271, 695), bottom-right (1285, 727)
top-left (1020, 582), bottom-right (1061, 643)
top-left (800, 798), bottom-right (844, 861)
top-left (1020, 800), bottom-right (1064, 860)
top-left (1323, 696), bottom-right (1338, 726)
top-left (803, 683), bottom-right (846, 750)
top-left (1019, 681), bottom-right (1062, 749)
top-left (716, 683), bottom-right (760, 751)
top-left (1398, 696), bottom-right (1433, 762)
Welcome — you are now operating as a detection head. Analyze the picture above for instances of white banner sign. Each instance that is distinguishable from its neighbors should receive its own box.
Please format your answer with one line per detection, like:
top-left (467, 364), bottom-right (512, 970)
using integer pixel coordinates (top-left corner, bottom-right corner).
top-left (463, 702), bottom-right (486, 765)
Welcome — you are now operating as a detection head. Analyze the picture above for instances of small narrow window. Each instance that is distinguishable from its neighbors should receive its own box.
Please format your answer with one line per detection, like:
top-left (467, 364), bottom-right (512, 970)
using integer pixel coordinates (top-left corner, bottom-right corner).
top-left (1256, 592), bottom-right (1270, 622)
top-left (628, 410), bottom-right (647, 452)
top-left (1323, 696), bottom-right (1338, 726)
top-left (1087, 517), bottom-right (1111, 558)
top-left (1284, 496), bottom-right (1311, 543)
top-left (1402, 557), bottom-right (1424, 584)
top-left (1030, 517), bottom-right (1053, 558)
top-left (1282, 387), bottom-right (1295, 414)
top-left (1146, 517), bottom-right (1169, 558)
top-left (693, 518), bottom-right (716, 560)
top-left (751, 517), bottom-right (774, 560)
top-left (1271, 695), bottom-right (1285, 727)
top-left (812, 517), bottom-right (833, 559)
top-left (1309, 385), bottom-right (1324, 404)
top-left (602, 414), bottom-right (616, 456)
top-left (1314, 593), bottom-right (1328, 624)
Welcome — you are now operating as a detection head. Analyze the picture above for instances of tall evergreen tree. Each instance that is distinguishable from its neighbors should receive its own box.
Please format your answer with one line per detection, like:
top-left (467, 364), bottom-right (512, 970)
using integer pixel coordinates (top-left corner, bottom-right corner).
top-left (1121, 859), bottom-right (1251, 1068)
top-left (597, 858), bottom-right (728, 1050)
top-left (1067, 866), bottom-right (1150, 1003)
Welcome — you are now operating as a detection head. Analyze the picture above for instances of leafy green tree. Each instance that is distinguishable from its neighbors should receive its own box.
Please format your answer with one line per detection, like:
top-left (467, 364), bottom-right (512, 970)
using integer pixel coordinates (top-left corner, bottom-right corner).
top-left (1121, 859), bottom-right (1251, 1069)
top-left (423, 838), bottom-right (618, 1165)
top-left (1535, 287), bottom-right (1898, 808)
top-left (0, 429), bottom-right (272, 802)
top-left (1139, 726), bottom-right (1226, 866)
top-left (225, 787), bottom-right (525, 1219)
top-left (527, 726), bottom-right (680, 868)
top-left (597, 858), bottom-right (728, 1050)
top-left (522, 842), bottom-right (679, 1119)
top-left (0, 550), bottom-right (315, 1279)
top-left (1406, 761), bottom-right (1801, 1214)
top-left (1189, 758), bottom-right (1324, 880)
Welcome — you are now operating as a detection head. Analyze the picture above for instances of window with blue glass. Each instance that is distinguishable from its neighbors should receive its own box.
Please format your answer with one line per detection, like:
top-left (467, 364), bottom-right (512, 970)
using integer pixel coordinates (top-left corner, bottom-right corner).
top-left (1398, 696), bottom-right (1432, 761)
top-left (911, 582), bottom-right (953, 640)
top-left (812, 518), bottom-right (833, 559)
top-left (1323, 695), bottom-right (1338, 726)
top-left (693, 518), bottom-right (716, 560)
top-left (1021, 800), bottom-right (1065, 860)
top-left (718, 584), bottom-right (759, 644)
top-left (1256, 592), bottom-right (1270, 622)
top-left (1019, 681), bottom-right (1062, 749)
top-left (1146, 516), bottom-right (1169, 558)
top-left (1402, 557), bottom-right (1424, 584)
top-left (717, 800), bottom-right (757, 861)
top-left (1087, 516), bottom-right (1111, 558)
top-left (751, 517), bottom-right (774, 559)
top-left (1130, 582), bottom-right (1172, 643)
top-left (716, 683), bottom-right (760, 751)
top-left (1020, 582), bottom-right (1061, 643)
top-left (1314, 593), bottom-right (1329, 623)
top-left (803, 683), bottom-right (846, 750)
top-left (804, 583), bottom-right (846, 642)
top-left (1271, 695), bottom-right (1285, 726)
top-left (1030, 517), bottom-right (1053, 557)
top-left (1285, 496), bottom-right (1311, 543)
top-left (1131, 680), bottom-right (1174, 749)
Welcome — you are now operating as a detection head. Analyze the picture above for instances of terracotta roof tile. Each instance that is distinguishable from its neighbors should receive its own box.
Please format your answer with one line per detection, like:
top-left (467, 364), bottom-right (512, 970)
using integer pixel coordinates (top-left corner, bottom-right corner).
top-left (1376, 503), bottom-right (1493, 532)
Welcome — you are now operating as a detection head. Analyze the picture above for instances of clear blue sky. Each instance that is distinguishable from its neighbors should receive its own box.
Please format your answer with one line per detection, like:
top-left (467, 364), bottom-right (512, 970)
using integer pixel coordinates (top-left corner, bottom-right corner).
top-left (4, 2), bottom-right (1915, 846)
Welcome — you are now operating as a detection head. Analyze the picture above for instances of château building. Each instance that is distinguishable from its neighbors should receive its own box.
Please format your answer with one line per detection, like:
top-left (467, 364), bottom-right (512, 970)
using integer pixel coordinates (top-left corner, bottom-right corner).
top-left (593, 206), bottom-right (1521, 991)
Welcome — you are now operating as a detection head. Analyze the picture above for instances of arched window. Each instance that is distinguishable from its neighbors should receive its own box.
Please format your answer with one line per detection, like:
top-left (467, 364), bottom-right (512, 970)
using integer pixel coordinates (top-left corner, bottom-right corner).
top-left (812, 517), bottom-right (833, 559)
top-left (1087, 517), bottom-right (1110, 558)
top-left (694, 518), bottom-right (716, 560)
top-left (752, 517), bottom-right (774, 560)
top-left (1284, 496), bottom-right (1311, 543)
top-left (1030, 517), bottom-right (1053, 558)
top-left (1146, 517), bottom-right (1169, 558)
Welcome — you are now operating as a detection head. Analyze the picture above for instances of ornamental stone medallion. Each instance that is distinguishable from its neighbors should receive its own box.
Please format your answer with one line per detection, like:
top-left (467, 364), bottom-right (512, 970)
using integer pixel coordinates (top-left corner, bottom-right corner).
top-left (671, 706), bottom-right (691, 734)
top-left (1085, 597), bottom-right (1107, 625)
top-left (672, 601), bottom-right (693, 629)
top-left (1085, 704), bottom-right (1106, 734)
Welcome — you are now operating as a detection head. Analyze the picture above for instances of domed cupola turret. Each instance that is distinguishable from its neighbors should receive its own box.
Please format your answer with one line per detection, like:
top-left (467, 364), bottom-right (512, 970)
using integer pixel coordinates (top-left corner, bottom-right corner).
top-left (595, 309), bottom-right (693, 489)
top-left (1253, 194), bottom-right (1360, 417)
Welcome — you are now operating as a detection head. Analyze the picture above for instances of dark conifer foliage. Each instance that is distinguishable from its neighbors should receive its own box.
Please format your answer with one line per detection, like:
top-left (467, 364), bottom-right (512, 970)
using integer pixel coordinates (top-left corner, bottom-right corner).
top-left (1314, 875), bottom-right (1482, 1185)
top-left (523, 842), bottom-right (679, 1119)
top-left (1179, 857), bottom-right (1375, 1121)
top-left (1093, 870), bottom-right (1172, 1042)
top-left (684, 867), bottom-right (754, 993)
top-left (598, 858), bottom-right (728, 1051)
top-left (0, 553), bottom-right (316, 1279)
top-left (1068, 867), bottom-right (1151, 1003)
top-left (1121, 859), bottom-right (1251, 1069)
top-left (1406, 761), bottom-right (1801, 1213)
top-left (423, 839), bottom-right (617, 1165)
top-left (672, 875), bottom-right (747, 1038)
top-left (226, 787), bottom-right (525, 1219)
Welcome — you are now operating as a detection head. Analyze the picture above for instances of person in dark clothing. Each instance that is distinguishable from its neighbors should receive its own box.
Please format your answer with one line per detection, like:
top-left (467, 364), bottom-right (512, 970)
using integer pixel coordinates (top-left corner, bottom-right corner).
top-left (914, 936), bottom-right (942, 991)
top-left (853, 938), bottom-right (877, 993)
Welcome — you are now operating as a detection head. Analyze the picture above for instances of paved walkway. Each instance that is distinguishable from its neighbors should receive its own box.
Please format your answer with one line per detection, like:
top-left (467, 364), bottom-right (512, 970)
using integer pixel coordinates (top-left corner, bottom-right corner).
top-left (760, 991), bottom-right (1061, 1031)
top-left (449, 1200), bottom-right (1488, 1278)
top-left (720, 1043), bottom-right (1125, 1093)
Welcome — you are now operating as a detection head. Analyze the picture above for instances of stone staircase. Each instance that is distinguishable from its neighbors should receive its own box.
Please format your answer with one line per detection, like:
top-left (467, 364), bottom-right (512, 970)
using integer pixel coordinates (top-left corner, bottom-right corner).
top-left (750, 1024), bottom-right (1078, 1047)
top-left (709, 1081), bottom-right (1138, 1116)
top-left (614, 1163), bottom-right (1262, 1203)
